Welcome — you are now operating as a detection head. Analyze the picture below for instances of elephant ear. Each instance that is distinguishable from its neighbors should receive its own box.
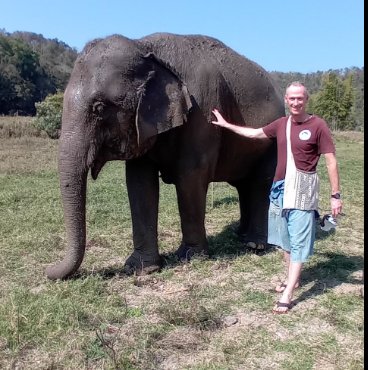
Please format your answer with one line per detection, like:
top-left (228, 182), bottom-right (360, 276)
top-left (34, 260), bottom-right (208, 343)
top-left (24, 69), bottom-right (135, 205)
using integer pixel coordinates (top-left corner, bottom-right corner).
top-left (135, 53), bottom-right (192, 146)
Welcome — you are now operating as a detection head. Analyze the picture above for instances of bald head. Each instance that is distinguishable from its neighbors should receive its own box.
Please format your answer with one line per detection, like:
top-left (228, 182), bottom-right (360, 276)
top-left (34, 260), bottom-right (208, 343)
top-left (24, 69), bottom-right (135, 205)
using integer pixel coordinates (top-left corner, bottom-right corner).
top-left (285, 81), bottom-right (309, 99)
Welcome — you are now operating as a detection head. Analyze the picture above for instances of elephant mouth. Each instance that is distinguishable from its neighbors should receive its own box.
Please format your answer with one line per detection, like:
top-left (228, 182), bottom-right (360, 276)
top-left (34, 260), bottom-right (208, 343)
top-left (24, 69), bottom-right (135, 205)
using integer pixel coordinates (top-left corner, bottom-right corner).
top-left (90, 150), bottom-right (128, 180)
top-left (91, 159), bottom-right (106, 180)
top-left (89, 134), bottom-right (156, 180)
top-left (90, 142), bottom-right (138, 180)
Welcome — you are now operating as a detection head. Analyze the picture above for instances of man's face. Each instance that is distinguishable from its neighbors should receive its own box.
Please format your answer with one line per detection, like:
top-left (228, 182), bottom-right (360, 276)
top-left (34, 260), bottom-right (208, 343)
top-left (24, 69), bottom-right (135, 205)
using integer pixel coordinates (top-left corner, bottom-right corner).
top-left (284, 85), bottom-right (308, 116)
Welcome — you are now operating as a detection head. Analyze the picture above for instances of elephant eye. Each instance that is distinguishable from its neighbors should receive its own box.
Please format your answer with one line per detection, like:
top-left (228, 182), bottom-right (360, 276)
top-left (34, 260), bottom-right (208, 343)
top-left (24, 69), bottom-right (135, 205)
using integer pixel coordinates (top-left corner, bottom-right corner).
top-left (92, 101), bottom-right (105, 116)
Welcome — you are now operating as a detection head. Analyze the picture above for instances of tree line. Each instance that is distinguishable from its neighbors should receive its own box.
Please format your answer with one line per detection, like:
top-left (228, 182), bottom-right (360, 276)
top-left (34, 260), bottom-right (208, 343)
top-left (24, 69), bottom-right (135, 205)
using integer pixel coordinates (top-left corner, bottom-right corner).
top-left (0, 30), bottom-right (364, 131)
top-left (0, 30), bottom-right (76, 115)
top-left (271, 68), bottom-right (364, 131)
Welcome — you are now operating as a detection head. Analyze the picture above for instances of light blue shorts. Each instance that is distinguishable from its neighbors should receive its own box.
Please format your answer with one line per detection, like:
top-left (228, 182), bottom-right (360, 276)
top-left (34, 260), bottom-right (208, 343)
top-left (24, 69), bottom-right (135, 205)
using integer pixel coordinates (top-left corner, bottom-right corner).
top-left (268, 182), bottom-right (316, 263)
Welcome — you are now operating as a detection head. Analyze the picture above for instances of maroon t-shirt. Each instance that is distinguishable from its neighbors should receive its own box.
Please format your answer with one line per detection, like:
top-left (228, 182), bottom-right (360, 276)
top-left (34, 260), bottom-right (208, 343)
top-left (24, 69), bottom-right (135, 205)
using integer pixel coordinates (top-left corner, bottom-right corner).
top-left (262, 115), bottom-right (336, 181)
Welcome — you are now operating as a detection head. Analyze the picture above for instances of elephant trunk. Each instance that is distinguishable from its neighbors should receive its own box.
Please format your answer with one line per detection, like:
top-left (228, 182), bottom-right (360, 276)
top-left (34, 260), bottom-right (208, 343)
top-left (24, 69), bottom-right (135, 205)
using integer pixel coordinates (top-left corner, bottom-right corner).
top-left (46, 132), bottom-right (89, 280)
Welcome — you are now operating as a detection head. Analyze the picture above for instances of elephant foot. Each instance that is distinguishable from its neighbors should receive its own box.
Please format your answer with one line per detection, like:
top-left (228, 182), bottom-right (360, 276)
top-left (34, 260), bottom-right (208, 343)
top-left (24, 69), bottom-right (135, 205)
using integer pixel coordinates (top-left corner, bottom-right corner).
top-left (123, 252), bottom-right (163, 276)
top-left (237, 231), bottom-right (268, 252)
top-left (244, 241), bottom-right (266, 251)
top-left (175, 243), bottom-right (209, 261)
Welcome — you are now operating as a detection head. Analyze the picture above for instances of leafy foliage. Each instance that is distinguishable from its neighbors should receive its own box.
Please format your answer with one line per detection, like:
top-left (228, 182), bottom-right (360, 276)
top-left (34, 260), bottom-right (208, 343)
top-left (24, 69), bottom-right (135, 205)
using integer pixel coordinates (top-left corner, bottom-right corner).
top-left (309, 73), bottom-right (355, 130)
top-left (271, 68), bottom-right (364, 131)
top-left (0, 30), bottom-right (77, 116)
top-left (0, 34), bottom-right (51, 114)
top-left (11, 31), bottom-right (77, 89)
top-left (33, 92), bottom-right (63, 138)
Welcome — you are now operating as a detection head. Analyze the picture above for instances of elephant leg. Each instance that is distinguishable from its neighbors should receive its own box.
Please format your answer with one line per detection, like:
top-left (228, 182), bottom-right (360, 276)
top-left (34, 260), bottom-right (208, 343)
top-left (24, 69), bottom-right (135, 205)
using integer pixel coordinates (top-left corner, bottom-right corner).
top-left (235, 175), bottom-right (272, 247)
top-left (175, 176), bottom-right (209, 260)
top-left (123, 158), bottom-right (163, 275)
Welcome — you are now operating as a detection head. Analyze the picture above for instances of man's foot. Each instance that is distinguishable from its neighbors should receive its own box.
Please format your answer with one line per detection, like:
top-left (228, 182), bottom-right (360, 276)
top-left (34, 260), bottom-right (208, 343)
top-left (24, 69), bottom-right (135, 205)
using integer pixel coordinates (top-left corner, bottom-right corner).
top-left (275, 281), bottom-right (300, 293)
top-left (272, 301), bottom-right (293, 314)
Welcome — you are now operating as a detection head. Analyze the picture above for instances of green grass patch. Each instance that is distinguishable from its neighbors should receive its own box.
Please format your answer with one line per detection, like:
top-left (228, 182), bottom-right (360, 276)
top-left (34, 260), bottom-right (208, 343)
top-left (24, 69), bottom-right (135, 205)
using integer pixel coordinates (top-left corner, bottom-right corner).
top-left (0, 276), bottom-right (140, 351)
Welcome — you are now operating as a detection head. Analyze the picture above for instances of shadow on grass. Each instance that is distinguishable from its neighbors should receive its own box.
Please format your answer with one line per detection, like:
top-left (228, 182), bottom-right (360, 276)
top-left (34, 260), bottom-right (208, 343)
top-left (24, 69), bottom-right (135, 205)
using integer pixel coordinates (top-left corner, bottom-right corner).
top-left (212, 195), bottom-right (238, 207)
top-left (160, 220), bottom-right (276, 268)
top-left (80, 220), bottom-right (363, 303)
top-left (292, 251), bottom-right (364, 304)
top-left (83, 220), bottom-right (274, 280)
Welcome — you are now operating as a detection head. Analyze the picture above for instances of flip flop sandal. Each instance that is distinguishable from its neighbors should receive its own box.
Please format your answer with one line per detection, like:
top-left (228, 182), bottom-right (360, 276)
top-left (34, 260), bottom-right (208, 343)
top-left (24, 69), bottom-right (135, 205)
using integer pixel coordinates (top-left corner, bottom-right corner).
top-left (272, 301), bottom-right (292, 314)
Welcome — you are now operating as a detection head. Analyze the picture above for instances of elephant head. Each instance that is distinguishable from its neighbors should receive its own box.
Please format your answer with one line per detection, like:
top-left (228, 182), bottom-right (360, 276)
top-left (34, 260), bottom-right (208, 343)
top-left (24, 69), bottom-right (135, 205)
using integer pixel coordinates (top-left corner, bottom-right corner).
top-left (46, 35), bottom-right (192, 280)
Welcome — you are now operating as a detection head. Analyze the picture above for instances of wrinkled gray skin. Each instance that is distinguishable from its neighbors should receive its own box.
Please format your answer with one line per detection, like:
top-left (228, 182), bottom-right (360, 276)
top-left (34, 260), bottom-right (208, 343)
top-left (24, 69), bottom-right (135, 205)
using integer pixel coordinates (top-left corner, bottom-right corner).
top-left (46, 33), bottom-right (284, 280)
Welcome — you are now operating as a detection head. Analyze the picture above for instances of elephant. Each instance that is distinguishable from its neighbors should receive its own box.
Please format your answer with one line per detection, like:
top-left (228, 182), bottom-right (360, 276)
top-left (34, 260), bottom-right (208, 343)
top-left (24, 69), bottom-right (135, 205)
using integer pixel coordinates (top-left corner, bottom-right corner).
top-left (46, 32), bottom-right (285, 280)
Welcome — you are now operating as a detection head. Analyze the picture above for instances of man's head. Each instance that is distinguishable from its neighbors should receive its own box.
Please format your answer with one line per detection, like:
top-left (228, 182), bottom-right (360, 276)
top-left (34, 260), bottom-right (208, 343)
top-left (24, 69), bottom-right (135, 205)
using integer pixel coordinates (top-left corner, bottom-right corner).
top-left (285, 81), bottom-right (309, 118)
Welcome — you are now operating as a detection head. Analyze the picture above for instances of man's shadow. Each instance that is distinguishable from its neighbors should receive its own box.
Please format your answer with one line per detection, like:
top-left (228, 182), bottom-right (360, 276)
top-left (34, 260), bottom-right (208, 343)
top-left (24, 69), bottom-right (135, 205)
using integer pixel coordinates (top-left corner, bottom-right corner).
top-left (292, 220), bottom-right (364, 301)
top-left (166, 221), bottom-right (363, 303)
top-left (293, 250), bottom-right (363, 304)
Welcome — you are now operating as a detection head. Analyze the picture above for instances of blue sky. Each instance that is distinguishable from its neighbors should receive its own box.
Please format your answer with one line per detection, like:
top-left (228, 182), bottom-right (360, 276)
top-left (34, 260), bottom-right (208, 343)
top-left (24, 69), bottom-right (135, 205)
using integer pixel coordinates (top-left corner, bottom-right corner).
top-left (1, 0), bottom-right (364, 73)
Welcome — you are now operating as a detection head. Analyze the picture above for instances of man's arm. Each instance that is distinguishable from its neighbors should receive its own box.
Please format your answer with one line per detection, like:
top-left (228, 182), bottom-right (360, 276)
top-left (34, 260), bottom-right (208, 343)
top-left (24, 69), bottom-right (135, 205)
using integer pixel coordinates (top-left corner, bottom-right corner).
top-left (211, 109), bottom-right (268, 139)
top-left (324, 152), bottom-right (342, 217)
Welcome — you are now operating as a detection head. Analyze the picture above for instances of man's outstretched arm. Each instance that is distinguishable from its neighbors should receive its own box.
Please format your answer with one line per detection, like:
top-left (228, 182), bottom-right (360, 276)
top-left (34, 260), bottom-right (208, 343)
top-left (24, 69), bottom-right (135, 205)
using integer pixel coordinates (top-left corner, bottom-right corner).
top-left (211, 109), bottom-right (268, 139)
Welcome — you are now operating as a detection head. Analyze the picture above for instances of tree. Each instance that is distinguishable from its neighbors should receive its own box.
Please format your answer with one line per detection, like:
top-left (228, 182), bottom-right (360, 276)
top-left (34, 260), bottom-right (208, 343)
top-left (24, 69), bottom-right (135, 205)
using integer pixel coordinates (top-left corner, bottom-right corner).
top-left (310, 72), bottom-right (355, 131)
top-left (339, 75), bottom-right (355, 130)
top-left (0, 31), bottom-right (77, 115)
top-left (33, 92), bottom-right (63, 139)
top-left (0, 34), bottom-right (51, 114)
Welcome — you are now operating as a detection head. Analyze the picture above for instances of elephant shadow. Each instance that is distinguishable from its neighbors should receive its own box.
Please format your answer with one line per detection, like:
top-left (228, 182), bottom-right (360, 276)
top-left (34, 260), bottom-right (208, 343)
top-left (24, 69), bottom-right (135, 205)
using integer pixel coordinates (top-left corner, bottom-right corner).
top-left (84, 220), bottom-right (274, 280)
top-left (159, 220), bottom-right (276, 270)
top-left (83, 220), bottom-right (362, 296)
top-left (211, 196), bottom-right (238, 207)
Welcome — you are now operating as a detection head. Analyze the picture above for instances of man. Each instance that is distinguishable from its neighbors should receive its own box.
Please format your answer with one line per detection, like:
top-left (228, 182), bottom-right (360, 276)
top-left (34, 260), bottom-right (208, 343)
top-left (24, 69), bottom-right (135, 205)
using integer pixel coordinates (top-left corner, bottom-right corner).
top-left (211, 81), bottom-right (342, 314)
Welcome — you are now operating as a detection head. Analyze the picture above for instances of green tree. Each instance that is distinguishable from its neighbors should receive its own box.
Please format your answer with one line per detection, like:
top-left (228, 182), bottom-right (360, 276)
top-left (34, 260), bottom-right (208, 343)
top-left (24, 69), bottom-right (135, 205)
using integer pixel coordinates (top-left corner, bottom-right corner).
top-left (310, 72), bottom-right (355, 131)
top-left (33, 92), bottom-right (63, 139)
top-left (271, 68), bottom-right (363, 131)
top-left (0, 34), bottom-right (51, 114)
top-left (340, 74), bottom-right (355, 130)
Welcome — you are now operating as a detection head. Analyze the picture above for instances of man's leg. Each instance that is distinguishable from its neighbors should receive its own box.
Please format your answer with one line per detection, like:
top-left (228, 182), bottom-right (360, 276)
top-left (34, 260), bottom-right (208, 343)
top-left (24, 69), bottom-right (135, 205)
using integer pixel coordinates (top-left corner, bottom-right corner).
top-left (268, 200), bottom-right (294, 293)
top-left (275, 251), bottom-right (301, 292)
top-left (273, 261), bottom-right (303, 313)
top-left (273, 209), bottom-right (315, 313)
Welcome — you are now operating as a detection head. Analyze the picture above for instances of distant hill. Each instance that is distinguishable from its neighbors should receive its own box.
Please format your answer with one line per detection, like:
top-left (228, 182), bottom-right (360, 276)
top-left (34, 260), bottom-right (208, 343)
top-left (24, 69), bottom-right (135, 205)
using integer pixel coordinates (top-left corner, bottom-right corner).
top-left (11, 31), bottom-right (78, 89)
top-left (0, 30), bottom-right (77, 115)
top-left (0, 30), bottom-right (364, 129)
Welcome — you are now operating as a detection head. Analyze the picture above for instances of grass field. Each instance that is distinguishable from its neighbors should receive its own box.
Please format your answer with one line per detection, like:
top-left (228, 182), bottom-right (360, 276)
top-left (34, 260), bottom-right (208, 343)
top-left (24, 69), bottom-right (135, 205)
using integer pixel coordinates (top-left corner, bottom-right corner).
top-left (0, 119), bottom-right (364, 370)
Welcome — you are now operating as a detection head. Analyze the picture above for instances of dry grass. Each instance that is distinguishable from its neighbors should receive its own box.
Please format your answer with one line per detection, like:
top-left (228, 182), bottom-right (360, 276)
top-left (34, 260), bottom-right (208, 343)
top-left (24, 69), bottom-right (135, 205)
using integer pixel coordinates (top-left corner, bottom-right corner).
top-left (0, 116), bottom-right (46, 139)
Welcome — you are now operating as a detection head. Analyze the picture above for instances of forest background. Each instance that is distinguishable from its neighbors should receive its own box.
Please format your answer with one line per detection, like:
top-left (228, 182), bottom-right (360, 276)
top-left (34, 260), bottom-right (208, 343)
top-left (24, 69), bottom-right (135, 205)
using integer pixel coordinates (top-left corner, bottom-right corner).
top-left (0, 30), bottom-right (364, 132)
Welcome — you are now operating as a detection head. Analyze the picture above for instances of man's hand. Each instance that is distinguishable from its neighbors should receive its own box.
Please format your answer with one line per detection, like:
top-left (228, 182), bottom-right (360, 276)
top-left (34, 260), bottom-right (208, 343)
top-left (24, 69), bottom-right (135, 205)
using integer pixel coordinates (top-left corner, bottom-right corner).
top-left (211, 108), bottom-right (267, 139)
top-left (211, 109), bottom-right (229, 127)
top-left (331, 198), bottom-right (342, 218)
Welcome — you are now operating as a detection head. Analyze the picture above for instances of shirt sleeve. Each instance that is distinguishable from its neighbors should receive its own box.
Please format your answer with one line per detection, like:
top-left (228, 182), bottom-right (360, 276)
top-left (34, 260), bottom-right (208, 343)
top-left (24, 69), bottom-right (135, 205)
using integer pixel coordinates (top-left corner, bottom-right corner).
top-left (317, 118), bottom-right (336, 154)
top-left (262, 117), bottom-right (284, 139)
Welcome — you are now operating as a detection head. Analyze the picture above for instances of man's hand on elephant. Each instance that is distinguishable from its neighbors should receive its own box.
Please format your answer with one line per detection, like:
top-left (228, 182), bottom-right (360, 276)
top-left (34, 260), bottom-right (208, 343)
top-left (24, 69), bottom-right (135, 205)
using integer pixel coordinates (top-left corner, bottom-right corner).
top-left (211, 109), bottom-right (229, 128)
top-left (211, 108), bottom-right (267, 140)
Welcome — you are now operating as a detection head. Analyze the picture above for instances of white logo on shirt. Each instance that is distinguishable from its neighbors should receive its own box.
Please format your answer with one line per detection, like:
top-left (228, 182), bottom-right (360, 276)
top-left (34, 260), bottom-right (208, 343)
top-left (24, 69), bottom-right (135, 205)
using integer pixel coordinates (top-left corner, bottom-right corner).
top-left (299, 130), bottom-right (311, 140)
